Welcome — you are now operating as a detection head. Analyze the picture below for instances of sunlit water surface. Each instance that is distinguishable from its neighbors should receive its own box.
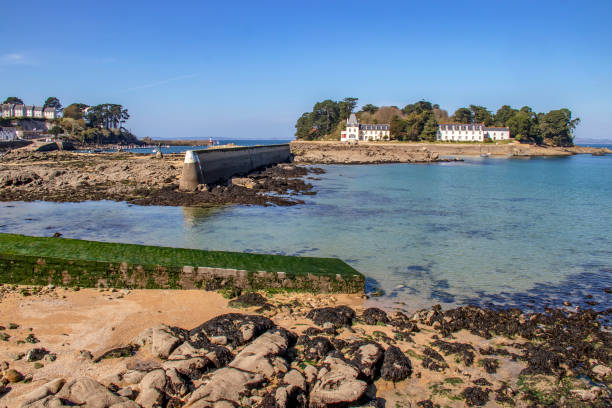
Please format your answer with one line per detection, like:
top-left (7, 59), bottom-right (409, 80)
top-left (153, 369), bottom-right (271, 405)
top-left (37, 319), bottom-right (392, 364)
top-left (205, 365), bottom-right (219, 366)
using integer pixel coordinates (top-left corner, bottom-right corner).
top-left (1, 152), bottom-right (611, 313)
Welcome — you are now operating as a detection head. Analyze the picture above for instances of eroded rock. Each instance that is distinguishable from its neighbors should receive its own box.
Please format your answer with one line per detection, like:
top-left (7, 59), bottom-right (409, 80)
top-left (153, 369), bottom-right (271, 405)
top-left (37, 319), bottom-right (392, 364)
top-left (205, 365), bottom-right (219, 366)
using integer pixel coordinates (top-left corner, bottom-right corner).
top-left (309, 355), bottom-right (367, 408)
top-left (189, 314), bottom-right (274, 348)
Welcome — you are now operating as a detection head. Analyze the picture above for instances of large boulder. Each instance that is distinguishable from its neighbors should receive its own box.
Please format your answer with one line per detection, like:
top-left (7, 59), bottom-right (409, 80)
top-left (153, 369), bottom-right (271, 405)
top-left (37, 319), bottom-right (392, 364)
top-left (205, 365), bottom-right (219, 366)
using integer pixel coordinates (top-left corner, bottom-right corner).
top-left (19, 378), bottom-right (65, 407)
top-left (189, 314), bottom-right (274, 348)
top-left (136, 369), bottom-right (167, 408)
top-left (55, 377), bottom-right (139, 407)
top-left (185, 367), bottom-right (265, 407)
top-left (229, 329), bottom-right (290, 378)
top-left (362, 308), bottom-right (390, 325)
top-left (381, 346), bottom-right (412, 382)
top-left (133, 324), bottom-right (187, 359)
top-left (296, 335), bottom-right (335, 361)
top-left (340, 341), bottom-right (384, 380)
top-left (309, 355), bottom-right (368, 408)
top-left (169, 339), bottom-right (233, 369)
top-left (306, 306), bottom-right (356, 328)
top-left (185, 328), bottom-right (291, 407)
top-left (162, 357), bottom-right (211, 380)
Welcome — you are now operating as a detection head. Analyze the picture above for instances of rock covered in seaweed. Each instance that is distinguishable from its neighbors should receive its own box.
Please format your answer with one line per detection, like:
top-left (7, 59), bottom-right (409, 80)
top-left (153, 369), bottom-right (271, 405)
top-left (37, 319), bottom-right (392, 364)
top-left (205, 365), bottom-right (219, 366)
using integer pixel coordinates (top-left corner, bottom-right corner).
top-left (380, 346), bottom-right (412, 382)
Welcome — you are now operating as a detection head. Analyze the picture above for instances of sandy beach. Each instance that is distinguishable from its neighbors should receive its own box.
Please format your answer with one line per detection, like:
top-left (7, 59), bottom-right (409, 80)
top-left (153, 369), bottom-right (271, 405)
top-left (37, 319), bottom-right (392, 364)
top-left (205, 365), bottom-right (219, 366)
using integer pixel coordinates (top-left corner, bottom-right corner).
top-left (1, 285), bottom-right (609, 407)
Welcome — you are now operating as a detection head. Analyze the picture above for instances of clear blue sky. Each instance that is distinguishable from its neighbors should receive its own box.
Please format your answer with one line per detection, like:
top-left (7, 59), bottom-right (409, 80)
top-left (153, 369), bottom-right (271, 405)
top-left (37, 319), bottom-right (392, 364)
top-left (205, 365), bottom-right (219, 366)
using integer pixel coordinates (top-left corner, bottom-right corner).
top-left (2, 0), bottom-right (611, 140)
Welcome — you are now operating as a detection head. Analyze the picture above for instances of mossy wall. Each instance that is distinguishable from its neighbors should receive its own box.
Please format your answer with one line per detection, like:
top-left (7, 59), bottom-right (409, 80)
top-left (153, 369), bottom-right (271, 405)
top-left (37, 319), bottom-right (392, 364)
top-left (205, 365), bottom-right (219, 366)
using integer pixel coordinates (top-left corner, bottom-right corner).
top-left (0, 234), bottom-right (364, 293)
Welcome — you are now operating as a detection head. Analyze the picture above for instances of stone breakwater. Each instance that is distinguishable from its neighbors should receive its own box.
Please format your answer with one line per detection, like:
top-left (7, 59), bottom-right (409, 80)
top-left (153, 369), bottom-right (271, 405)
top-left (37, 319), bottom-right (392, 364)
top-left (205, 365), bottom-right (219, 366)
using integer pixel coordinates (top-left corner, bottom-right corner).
top-left (0, 286), bottom-right (610, 407)
top-left (290, 141), bottom-right (611, 164)
top-left (0, 150), bottom-right (321, 206)
top-left (0, 234), bottom-right (364, 294)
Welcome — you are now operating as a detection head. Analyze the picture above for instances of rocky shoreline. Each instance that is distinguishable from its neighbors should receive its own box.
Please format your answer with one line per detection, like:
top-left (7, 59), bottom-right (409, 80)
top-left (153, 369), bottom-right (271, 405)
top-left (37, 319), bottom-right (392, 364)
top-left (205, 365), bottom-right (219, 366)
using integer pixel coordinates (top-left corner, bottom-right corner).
top-left (0, 151), bottom-right (320, 207)
top-left (0, 286), bottom-right (610, 407)
top-left (290, 141), bottom-right (611, 164)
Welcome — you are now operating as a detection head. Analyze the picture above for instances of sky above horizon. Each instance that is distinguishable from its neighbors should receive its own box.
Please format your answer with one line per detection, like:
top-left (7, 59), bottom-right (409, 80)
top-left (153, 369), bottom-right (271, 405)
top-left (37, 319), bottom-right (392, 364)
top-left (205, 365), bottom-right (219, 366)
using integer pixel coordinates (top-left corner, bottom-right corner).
top-left (2, 1), bottom-right (612, 141)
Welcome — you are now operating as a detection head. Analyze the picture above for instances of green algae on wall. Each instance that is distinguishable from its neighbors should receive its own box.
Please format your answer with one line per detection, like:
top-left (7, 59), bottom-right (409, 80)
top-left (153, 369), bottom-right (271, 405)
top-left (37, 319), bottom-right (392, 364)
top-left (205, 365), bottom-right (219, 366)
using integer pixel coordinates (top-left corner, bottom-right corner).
top-left (0, 233), bottom-right (364, 293)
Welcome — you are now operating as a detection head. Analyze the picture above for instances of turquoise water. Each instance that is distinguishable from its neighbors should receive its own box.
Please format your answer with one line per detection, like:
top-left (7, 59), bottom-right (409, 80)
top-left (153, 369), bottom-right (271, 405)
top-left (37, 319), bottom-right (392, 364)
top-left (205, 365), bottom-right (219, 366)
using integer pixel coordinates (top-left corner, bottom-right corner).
top-left (1, 152), bottom-right (610, 312)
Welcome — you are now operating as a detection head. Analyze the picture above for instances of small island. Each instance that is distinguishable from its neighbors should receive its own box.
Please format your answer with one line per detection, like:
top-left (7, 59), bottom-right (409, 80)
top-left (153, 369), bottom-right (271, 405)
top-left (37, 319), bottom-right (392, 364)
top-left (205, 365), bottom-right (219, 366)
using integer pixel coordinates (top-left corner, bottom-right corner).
top-left (291, 98), bottom-right (609, 163)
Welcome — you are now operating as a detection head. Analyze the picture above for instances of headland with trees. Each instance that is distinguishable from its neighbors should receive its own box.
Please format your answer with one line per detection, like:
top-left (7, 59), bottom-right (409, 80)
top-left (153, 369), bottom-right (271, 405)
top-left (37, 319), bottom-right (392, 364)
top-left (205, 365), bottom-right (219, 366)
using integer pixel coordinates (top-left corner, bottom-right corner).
top-left (1, 96), bottom-right (141, 146)
top-left (295, 98), bottom-right (581, 147)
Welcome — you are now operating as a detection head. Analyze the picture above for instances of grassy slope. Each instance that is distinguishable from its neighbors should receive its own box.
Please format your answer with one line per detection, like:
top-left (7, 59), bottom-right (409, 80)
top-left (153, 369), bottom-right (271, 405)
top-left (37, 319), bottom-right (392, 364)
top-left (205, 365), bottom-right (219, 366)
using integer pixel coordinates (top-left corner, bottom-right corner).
top-left (0, 233), bottom-right (361, 278)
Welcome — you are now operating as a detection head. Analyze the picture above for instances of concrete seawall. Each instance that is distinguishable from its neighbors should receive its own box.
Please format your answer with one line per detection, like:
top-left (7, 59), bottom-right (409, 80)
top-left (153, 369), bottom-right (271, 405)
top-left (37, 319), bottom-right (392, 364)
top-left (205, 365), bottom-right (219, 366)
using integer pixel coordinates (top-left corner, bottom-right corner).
top-left (180, 144), bottom-right (291, 189)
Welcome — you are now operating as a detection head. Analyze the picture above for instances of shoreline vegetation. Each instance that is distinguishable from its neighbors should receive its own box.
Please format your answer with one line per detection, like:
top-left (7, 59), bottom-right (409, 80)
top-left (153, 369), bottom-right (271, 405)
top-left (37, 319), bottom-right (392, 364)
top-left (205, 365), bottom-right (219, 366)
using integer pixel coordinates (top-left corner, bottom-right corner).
top-left (295, 98), bottom-right (581, 147)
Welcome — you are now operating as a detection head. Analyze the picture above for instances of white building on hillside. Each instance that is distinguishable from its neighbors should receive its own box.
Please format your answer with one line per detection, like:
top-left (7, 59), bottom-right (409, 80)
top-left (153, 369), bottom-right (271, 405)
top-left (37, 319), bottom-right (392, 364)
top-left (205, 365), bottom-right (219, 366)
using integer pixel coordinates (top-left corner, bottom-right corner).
top-left (0, 103), bottom-right (61, 120)
top-left (13, 104), bottom-right (26, 117)
top-left (340, 113), bottom-right (390, 142)
top-left (1, 104), bottom-right (13, 118)
top-left (437, 123), bottom-right (510, 142)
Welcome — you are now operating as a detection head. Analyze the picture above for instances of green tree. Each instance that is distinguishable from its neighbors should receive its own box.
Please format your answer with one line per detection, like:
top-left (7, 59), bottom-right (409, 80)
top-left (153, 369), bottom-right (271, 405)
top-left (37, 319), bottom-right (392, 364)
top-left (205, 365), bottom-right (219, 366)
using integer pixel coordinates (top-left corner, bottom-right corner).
top-left (3, 97), bottom-right (23, 104)
top-left (312, 100), bottom-right (340, 136)
top-left (403, 100), bottom-right (433, 115)
top-left (469, 105), bottom-right (494, 125)
top-left (86, 104), bottom-right (130, 129)
top-left (452, 107), bottom-right (473, 123)
top-left (494, 105), bottom-right (517, 126)
top-left (361, 104), bottom-right (379, 114)
top-left (539, 108), bottom-right (580, 146)
top-left (43, 97), bottom-right (62, 110)
top-left (390, 115), bottom-right (406, 140)
top-left (339, 97), bottom-right (358, 120)
top-left (63, 103), bottom-right (89, 120)
top-left (420, 114), bottom-right (439, 141)
top-left (506, 106), bottom-right (542, 144)
top-left (295, 112), bottom-right (315, 140)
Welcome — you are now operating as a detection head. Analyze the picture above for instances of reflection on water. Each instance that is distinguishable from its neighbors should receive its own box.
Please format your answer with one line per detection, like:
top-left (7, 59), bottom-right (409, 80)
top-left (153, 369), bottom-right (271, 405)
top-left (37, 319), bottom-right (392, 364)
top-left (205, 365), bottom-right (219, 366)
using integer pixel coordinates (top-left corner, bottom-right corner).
top-left (181, 206), bottom-right (219, 227)
top-left (0, 153), bottom-right (611, 313)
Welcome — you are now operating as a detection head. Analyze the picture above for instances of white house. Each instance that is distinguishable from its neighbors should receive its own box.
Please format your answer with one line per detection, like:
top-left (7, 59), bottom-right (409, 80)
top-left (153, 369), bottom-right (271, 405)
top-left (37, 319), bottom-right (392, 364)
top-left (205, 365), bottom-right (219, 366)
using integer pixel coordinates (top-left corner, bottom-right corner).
top-left (13, 104), bottom-right (26, 117)
top-left (0, 127), bottom-right (17, 141)
top-left (1, 104), bottom-right (13, 118)
top-left (43, 107), bottom-right (61, 119)
top-left (340, 113), bottom-right (390, 142)
top-left (0, 103), bottom-right (61, 119)
top-left (437, 123), bottom-right (510, 142)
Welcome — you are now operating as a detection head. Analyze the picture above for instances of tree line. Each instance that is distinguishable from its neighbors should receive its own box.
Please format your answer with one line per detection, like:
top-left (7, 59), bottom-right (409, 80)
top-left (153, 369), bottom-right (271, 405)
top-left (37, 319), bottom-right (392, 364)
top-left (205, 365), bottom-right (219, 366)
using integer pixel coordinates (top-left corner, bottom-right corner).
top-left (295, 98), bottom-right (580, 146)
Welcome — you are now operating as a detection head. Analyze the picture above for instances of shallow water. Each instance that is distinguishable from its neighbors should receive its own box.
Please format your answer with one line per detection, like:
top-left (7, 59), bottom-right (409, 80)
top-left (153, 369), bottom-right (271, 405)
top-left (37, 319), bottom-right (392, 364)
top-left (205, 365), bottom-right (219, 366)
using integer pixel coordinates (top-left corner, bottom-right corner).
top-left (1, 152), bottom-right (611, 313)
